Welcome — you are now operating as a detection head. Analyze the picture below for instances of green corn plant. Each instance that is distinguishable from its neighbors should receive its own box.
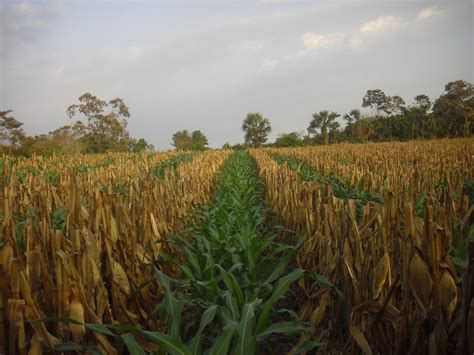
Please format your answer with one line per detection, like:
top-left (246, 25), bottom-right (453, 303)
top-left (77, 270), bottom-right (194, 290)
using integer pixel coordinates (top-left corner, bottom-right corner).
top-left (51, 206), bottom-right (67, 232)
top-left (137, 151), bottom-right (309, 353)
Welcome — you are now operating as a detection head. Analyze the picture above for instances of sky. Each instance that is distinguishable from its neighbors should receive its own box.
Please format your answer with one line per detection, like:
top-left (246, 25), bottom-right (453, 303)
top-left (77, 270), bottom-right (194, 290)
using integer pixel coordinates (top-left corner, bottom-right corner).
top-left (0, 0), bottom-right (473, 150)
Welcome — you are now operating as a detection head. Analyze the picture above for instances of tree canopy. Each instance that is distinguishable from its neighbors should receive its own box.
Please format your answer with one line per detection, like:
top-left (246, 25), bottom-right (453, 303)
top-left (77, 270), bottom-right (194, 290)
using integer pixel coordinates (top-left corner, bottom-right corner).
top-left (242, 113), bottom-right (272, 148)
top-left (67, 93), bottom-right (133, 153)
top-left (171, 129), bottom-right (209, 150)
top-left (433, 80), bottom-right (473, 137)
top-left (0, 110), bottom-right (26, 154)
top-left (308, 110), bottom-right (340, 145)
top-left (274, 132), bottom-right (303, 147)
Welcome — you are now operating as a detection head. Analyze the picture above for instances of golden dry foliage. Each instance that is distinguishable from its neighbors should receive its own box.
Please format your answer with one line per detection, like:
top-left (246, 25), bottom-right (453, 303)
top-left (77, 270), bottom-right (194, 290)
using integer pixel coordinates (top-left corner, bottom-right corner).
top-left (251, 138), bottom-right (473, 355)
top-left (0, 150), bottom-right (231, 353)
top-left (268, 138), bottom-right (473, 196)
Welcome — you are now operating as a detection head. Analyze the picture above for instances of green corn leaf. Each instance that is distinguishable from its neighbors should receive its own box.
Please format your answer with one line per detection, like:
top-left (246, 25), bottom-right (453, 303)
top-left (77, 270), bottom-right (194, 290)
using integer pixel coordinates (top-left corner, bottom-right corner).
top-left (264, 249), bottom-right (294, 285)
top-left (180, 265), bottom-right (196, 281)
top-left (189, 305), bottom-right (218, 354)
top-left (208, 322), bottom-right (237, 355)
top-left (233, 300), bottom-right (260, 355)
top-left (184, 247), bottom-right (203, 279)
top-left (256, 269), bottom-right (305, 333)
top-left (155, 269), bottom-right (181, 338)
top-left (217, 265), bottom-right (244, 307)
top-left (84, 323), bottom-right (116, 337)
top-left (142, 331), bottom-right (192, 355)
top-left (105, 323), bottom-right (139, 333)
top-left (224, 291), bottom-right (239, 322)
top-left (256, 320), bottom-right (307, 342)
top-left (121, 333), bottom-right (146, 355)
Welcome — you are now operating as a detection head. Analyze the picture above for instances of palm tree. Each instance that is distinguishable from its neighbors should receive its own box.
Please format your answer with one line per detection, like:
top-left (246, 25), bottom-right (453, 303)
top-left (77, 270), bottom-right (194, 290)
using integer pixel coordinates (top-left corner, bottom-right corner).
top-left (242, 113), bottom-right (271, 148)
top-left (343, 109), bottom-right (362, 137)
top-left (308, 110), bottom-right (340, 145)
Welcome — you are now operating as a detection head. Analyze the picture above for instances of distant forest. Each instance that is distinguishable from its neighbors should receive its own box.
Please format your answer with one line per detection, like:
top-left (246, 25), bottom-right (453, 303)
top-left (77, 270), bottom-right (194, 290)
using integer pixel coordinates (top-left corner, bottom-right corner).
top-left (1, 79), bottom-right (472, 156)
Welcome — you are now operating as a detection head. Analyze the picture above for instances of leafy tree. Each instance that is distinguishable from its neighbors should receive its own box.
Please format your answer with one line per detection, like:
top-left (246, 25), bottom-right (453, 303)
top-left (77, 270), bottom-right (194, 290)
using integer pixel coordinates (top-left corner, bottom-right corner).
top-left (362, 89), bottom-right (392, 115)
top-left (0, 110), bottom-right (26, 153)
top-left (24, 124), bottom-right (86, 156)
top-left (131, 138), bottom-right (154, 152)
top-left (408, 94), bottom-right (431, 138)
top-left (274, 132), bottom-right (303, 147)
top-left (190, 130), bottom-right (208, 150)
top-left (362, 89), bottom-right (406, 116)
top-left (328, 120), bottom-right (341, 143)
top-left (433, 80), bottom-right (473, 137)
top-left (343, 109), bottom-right (362, 137)
top-left (308, 110), bottom-right (340, 145)
top-left (172, 130), bottom-right (208, 150)
top-left (67, 93), bottom-right (132, 153)
top-left (389, 95), bottom-right (406, 115)
top-left (172, 130), bottom-right (192, 150)
top-left (242, 113), bottom-right (271, 148)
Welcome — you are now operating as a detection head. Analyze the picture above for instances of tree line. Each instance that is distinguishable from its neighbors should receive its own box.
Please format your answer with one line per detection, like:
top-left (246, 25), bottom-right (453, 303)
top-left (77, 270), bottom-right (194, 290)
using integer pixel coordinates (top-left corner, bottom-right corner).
top-left (1, 79), bottom-right (472, 155)
top-left (0, 93), bottom-right (154, 156)
top-left (235, 79), bottom-right (473, 149)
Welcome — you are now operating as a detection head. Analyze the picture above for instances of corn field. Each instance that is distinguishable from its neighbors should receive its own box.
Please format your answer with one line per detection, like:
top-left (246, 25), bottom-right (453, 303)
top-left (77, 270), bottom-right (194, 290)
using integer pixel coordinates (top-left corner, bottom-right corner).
top-left (0, 150), bottom-right (231, 353)
top-left (251, 138), bottom-right (473, 354)
top-left (0, 138), bottom-right (473, 354)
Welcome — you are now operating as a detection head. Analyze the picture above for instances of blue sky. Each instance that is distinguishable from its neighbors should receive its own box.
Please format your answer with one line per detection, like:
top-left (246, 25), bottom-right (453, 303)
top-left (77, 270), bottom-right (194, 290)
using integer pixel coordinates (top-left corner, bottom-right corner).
top-left (1, 0), bottom-right (472, 149)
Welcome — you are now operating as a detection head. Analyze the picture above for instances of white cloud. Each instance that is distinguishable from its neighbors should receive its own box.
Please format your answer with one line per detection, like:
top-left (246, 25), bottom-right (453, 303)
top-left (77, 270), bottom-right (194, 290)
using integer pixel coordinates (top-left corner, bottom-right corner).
top-left (229, 40), bottom-right (264, 55)
top-left (0, 0), bottom-right (69, 48)
top-left (359, 15), bottom-right (398, 34)
top-left (260, 58), bottom-right (279, 71)
top-left (302, 32), bottom-right (336, 49)
top-left (417, 7), bottom-right (440, 21)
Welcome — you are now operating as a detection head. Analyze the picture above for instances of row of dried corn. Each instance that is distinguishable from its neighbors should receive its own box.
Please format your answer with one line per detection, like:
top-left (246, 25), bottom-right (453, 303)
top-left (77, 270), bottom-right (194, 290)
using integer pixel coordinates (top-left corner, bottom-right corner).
top-left (266, 138), bottom-right (473, 198)
top-left (250, 139), bottom-right (473, 355)
top-left (0, 150), bottom-right (231, 354)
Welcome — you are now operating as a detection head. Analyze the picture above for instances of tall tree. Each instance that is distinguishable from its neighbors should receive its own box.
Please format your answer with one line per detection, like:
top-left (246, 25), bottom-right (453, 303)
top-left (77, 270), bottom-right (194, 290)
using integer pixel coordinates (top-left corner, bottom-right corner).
top-left (67, 93), bottom-right (132, 153)
top-left (433, 80), bottom-right (473, 137)
top-left (131, 138), bottom-right (154, 152)
top-left (343, 109), bottom-right (362, 137)
top-left (362, 89), bottom-right (392, 115)
top-left (408, 94), bottom-right (431, 138)
top-left (0, 110), bottom-right (26, 153)
top-left (328, 120), bottom-right (341, 143)
top-left (308, 110), bottom-right (340, 145)
top-left (242, 113), bottom-right (271, 148)
top-left (190, 130), bottom-right (209, 150)
top-left (362, 89), bottom-right (406, 116)
top-left (172, 130), bottom-right (193, 150)
top-left (171, 130), bottom-right (208, 150)
top-left (389, 95), bottom-right (406, 115)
